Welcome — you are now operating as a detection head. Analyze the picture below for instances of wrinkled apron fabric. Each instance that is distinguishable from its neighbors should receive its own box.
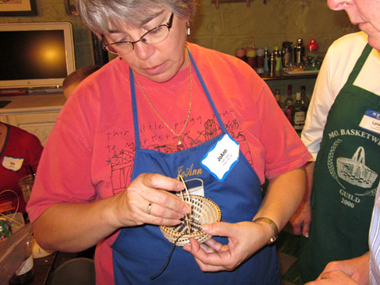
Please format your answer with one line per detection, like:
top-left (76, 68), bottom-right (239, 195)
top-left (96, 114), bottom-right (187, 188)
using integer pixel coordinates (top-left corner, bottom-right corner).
top-left (112, 52), bottom-right (281, 284)
top-left (299, 44), bottom-right (380, 282)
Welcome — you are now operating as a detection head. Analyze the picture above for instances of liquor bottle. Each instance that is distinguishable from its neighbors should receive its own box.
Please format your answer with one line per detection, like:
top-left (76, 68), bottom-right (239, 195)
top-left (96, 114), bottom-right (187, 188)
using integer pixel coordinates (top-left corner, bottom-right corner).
top-left (293, 91), bottom-right (307, 132)
top-left (256, 48), bottom-right (265, 74)
top-left (264, 47), bottom-right (269, 72)
top-left (235, 48), bottom-right (247, 62)
top-left (301, 85), bottom-right (309, 109)
top-left (281, 41), bottom-right (293, 69)
top-left (294, 38), bottom-right (305, 66)
top-left (274, 89), bottom-right (284, 110)
top-left (269, 52), bottom-right (276, 76)
top-left (283, 85), bottom-right (294, 123)
top-left (246, 48), bottom-right (256, 70)
top-left (274, 46), bottom-right (281, 71)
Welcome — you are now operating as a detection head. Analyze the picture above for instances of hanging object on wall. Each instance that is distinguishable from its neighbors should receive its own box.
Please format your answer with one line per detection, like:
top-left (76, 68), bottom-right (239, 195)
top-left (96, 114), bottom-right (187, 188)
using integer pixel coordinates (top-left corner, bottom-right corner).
top-left (65, 0), bottom-right (78, 16)
top-left (212, 0), bottom-right (253, 8)
top-left (0, 0), bottom-right (37, 16)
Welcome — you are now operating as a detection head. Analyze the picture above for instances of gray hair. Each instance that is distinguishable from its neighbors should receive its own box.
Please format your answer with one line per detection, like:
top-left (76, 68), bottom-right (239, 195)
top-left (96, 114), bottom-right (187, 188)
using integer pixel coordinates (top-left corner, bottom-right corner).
top-left (76, 0), bottom-right (197, 35)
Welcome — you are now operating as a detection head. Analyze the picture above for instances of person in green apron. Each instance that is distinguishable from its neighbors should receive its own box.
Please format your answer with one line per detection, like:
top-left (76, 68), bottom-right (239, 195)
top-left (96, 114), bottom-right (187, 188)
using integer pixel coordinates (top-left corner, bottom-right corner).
top-left (295, 0), bottom-right (380, 283)
top-left (292, 0), bottom-right (380, 281)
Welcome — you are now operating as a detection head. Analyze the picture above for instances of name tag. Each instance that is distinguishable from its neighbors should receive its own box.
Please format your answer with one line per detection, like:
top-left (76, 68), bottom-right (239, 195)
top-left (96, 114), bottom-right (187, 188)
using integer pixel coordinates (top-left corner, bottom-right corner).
top-left (359, 109), bottom-right (380, 135)
top-left (201, 134), bottom-right (239, 181)
top-left (2, 156), bottom-right (24, 172)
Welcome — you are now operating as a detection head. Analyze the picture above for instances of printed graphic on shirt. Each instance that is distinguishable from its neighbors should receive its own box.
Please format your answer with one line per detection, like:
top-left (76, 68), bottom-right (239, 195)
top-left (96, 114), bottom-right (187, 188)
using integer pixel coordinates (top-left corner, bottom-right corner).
top-left (106, 110), bottom-right (251, 194)
top-left (326, 128), bottom-right (380, 208)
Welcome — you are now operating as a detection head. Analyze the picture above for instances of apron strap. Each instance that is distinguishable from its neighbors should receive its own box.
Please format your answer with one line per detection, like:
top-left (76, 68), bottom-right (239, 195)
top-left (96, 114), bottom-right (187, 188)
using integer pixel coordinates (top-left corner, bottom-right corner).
top-left (129, 68), bottom-right (141, 149)
top-left (188, 48), bottom-right (228, 134)
top-left (346, 44), bottom-right (373, 85)
top-left (129, 48), bottom-right (229, 150)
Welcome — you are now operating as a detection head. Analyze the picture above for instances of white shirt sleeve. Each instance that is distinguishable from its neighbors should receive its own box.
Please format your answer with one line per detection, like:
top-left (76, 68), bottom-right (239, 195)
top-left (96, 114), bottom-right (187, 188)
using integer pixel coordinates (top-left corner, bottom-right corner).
top-left (301, 49), bottom-right (336, 160)
top-left (301, 32), bottom-right (371, 160)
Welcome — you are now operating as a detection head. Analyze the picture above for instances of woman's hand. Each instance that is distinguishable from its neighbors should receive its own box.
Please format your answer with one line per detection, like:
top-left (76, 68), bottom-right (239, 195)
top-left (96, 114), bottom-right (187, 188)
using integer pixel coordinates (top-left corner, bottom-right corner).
top-left (182, 221), bottom-right (271, 272)
top-left (305, 271), bottom-right (359, 285)
top-left (291, 162), bottom-right (314, 237)
top-left (305, 253), bottom-right (369, 285)
top-left (109, 173), bottom-right (191, 228)
top-left (33, 173), bottom-right (190, 252)
top-left (290, 199), bottom-right (312, 237)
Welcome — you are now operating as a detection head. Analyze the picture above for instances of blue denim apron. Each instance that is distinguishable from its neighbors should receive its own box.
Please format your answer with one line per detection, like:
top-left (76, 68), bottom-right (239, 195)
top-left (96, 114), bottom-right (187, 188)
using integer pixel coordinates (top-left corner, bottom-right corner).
top-left (112, 52), bottom-right (280, 284)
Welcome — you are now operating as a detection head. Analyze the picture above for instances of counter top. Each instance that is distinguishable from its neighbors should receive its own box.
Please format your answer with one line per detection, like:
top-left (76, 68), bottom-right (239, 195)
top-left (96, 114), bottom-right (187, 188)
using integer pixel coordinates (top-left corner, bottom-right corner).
top-left (0, 94), bottom-right (66, 114)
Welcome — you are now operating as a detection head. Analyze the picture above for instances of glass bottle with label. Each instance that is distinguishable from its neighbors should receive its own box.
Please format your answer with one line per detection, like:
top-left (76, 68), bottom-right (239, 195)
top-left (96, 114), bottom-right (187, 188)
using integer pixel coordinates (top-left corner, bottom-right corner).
top-left (264, 47), bottom-right (269, 72)
top-left (256, 48), bottom-right (265, 74)
top-left (274, 89), bottom-right (284, 111)
top-left (284, 85), bottom-right (294, 123)
top-left (246, 48), bottom-right (256, 70)
top-left (281, 41), bottom-right (293, 69)
top-left (301, 85), bottom-right (309, 109)
top-left (274, 46), bottom-right (282, 71)
top-left (294, 38), bottom-right (305, 67)
top-left (293, 91), bottom-right (307, 132)
top-left (269, 52), bottom-right (276, 76)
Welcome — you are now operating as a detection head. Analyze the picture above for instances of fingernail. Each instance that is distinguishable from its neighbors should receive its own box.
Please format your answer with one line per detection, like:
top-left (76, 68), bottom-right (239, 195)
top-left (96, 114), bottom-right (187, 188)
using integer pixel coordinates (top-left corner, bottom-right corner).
top-left (202, 224), bottom-right (210, 231)
top-left (304, 233), bottom-right (309, 238)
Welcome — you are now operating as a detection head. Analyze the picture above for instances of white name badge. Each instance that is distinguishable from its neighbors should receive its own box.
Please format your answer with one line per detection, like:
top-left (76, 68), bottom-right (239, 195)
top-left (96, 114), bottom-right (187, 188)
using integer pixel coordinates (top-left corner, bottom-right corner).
top-left (201, 134), bottom-right (239, 181)
top-left (2, 156), bottom-right (24, 172)
top-left (359, 109), bottom-right (380, 135)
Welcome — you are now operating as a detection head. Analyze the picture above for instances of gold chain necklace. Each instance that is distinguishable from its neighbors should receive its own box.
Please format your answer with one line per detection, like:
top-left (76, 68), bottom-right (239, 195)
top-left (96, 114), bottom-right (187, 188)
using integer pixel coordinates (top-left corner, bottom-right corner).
top-left (133, 57), bottom-right (192, 147)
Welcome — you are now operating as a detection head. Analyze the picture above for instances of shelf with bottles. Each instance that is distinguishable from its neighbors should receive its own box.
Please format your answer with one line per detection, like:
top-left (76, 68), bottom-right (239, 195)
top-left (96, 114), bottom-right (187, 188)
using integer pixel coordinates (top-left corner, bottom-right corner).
top-left (236, 38), bottom-right (323, 82)
top-left (274, 85), bottom-right (309, 134)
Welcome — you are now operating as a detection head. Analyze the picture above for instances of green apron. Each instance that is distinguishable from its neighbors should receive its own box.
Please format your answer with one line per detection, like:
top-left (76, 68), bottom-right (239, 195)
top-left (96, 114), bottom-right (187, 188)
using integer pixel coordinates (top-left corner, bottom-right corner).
top-left (298, 44), bottom-right (380, 282)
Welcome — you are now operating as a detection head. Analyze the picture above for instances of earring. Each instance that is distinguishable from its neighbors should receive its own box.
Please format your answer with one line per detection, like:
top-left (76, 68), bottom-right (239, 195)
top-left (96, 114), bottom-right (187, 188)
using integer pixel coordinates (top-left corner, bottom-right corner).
top-left (187, 22), bottom-right (190, 36)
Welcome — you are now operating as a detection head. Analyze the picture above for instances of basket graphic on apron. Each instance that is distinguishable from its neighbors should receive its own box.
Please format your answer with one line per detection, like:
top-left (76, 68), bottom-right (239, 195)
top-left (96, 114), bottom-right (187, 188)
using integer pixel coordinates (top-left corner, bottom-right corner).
top-left (337, 146), bottom-right (378, 188)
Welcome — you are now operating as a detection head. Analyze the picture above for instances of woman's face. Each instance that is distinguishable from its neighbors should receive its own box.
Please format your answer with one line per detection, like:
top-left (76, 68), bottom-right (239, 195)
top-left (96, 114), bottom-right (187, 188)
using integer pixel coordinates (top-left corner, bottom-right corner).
top-left (103, 10), bottom-right (189, 83)
top-left (327, 0), bottom-right (380, 50)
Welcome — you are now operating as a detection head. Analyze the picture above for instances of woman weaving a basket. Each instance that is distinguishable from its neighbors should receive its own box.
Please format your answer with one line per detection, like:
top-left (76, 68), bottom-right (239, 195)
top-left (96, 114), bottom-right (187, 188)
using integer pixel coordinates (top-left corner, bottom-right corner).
top-left (26, 0), bottom-right (311, 284)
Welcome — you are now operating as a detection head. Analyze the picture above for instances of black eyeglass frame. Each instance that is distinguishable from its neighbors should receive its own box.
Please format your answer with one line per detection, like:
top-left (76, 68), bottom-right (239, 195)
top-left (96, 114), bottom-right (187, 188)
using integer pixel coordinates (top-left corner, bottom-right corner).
top-left (102, 13), bottom-right (174, 54)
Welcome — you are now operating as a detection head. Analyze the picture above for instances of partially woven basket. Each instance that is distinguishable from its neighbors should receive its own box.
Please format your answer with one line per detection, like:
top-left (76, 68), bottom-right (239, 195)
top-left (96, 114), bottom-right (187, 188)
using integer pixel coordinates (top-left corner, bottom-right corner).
top-left (160, 194), bottom-right (221, 246)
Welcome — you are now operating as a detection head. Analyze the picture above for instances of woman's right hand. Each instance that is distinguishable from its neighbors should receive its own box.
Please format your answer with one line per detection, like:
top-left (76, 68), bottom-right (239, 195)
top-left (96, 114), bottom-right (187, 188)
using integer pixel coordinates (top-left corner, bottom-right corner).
top-left (108, 173), bottom-right (191, 228)
top-left (290, 199), bottom-right (312, 237)
top-left (305, 253), bottom-right (369, 285)
top-left (290, 161), bottom-right (314, 237)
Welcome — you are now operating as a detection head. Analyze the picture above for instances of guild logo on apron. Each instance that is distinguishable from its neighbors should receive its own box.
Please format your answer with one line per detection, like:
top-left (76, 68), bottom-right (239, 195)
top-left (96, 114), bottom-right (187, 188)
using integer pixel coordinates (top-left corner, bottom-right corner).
top-left (328, 139), bottom-right (378, 197)
top-left (336, 146), bottom-right (378, 188)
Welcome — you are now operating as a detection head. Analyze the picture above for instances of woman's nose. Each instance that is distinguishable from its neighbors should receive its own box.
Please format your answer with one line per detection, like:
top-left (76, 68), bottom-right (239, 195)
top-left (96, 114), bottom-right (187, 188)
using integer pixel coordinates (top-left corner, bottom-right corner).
top-left (133, 41), bottom-right (154, 60)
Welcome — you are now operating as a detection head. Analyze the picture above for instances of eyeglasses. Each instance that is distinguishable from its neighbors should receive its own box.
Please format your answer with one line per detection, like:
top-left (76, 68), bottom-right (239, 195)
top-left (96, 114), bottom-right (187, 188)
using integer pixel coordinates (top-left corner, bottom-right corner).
top-left (103, 13), bottom-right (174, 55)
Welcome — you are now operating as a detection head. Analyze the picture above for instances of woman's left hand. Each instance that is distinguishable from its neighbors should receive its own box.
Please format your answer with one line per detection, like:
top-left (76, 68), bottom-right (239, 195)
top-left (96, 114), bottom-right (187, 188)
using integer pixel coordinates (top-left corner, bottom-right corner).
top-left (182, 221), bottom-right (270, 271)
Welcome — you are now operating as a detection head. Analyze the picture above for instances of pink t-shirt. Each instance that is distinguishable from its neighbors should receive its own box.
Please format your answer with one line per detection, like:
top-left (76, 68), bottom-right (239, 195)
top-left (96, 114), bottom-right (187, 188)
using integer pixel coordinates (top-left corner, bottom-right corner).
top-left (27, 43), bottom-right (311, 284)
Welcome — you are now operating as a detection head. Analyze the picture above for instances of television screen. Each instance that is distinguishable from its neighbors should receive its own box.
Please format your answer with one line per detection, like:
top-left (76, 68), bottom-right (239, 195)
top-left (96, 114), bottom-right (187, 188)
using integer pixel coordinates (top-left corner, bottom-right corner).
top-left (0, 22), bottom-right (76, 91)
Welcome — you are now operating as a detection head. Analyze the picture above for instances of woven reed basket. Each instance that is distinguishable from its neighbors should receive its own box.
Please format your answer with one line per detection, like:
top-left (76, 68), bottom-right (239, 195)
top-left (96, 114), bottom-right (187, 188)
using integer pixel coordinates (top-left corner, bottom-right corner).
top-left (160, 195), bottom-right (221, 246)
